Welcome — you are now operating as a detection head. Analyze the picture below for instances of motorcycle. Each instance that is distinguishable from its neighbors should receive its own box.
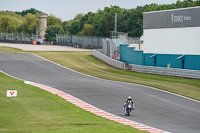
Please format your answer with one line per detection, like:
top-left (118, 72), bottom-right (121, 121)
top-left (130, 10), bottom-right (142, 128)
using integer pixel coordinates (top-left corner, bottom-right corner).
top-left (124, 101), bottom-right (135, 116)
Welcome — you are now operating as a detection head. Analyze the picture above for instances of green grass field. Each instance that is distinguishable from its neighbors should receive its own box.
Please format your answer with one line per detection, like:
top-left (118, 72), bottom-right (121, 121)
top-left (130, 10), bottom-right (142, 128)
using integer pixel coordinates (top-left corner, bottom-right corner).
top-left (0, 72), bottom-right (146, 133)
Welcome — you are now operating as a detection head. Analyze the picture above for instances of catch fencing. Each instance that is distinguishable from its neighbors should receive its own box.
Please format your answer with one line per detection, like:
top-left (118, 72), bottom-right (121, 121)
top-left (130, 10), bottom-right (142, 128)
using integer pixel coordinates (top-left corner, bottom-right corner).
top-left (56, 35), bottom-right (141, 53)
top-left (99, 37), bottom-right (141, 59)
top-left (56, 35), bottom-right (103, 49)
top-left (0, 32), bottom-right (35, 41)
top-left (72, 35), bottom-right (103, 49)
top-left (98, 38), bottom-right (118, 59)
top-left (127, 37), bottom-right (141, 44)
top-left (0, 32), bottom-right (36, 44)
top-left (93, 49), bottom-right (125, 70)
top-left (130, 64), bottom-right (200, 79)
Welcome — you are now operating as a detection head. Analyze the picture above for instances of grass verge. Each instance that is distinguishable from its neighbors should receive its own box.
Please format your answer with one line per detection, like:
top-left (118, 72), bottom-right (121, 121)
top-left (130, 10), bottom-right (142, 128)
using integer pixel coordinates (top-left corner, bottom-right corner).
top-left (37, 51), bottom-right (200, 101)
top-left (0, 72), bottom-right (146, 133)
top-left (0, 46), bottom-right (200, 102)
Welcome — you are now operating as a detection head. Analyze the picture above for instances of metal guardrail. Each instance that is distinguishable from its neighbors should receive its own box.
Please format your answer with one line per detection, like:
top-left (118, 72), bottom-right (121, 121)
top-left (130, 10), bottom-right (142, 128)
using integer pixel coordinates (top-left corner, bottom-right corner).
top-left (93, 49), bottom-right (125, 70)
top-left (130, 64), bottom-right (200, 79)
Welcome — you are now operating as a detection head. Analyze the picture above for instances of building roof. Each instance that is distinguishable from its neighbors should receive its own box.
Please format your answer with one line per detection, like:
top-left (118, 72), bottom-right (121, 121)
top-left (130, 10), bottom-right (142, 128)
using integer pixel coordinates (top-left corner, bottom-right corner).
top-left (144, 6), bottom-right (200, 14)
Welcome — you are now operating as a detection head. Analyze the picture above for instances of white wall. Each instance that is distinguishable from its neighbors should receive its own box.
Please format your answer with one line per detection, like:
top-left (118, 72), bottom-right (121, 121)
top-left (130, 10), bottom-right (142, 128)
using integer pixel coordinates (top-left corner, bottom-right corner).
top-left (129, 44), bottom-right (143, 51)
top-left (144, 26), bottom-right (200, 55)
top-left (112, 39), bottom-right (128, 46)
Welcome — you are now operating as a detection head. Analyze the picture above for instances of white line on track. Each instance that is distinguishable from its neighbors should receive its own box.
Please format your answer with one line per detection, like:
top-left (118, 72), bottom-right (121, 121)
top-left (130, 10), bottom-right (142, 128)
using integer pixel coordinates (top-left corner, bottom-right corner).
top-left (25, 81), bottom-right (170, 133)
top-left (0, 69), bottom-right (170, 132)
top-left (1, 53), bottom-right (199, 132)
top-left (33, 54), bottom-right (200, 103)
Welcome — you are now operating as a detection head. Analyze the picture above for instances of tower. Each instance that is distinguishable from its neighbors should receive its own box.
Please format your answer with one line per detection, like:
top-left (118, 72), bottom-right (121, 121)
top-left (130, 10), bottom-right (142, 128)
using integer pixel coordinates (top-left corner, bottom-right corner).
top-left (38, 13), bottom-right (48, 40)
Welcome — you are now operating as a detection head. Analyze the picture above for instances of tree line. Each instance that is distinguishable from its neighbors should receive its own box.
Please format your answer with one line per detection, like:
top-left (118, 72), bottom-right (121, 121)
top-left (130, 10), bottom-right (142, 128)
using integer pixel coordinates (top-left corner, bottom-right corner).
top-left (0, 0), bottom-right (199, 41)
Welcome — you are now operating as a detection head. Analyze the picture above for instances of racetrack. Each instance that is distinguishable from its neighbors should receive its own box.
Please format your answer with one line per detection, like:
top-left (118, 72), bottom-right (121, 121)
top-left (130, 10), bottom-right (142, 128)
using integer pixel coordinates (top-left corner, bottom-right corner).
top-left (0, 53), bottom-right (200, 133)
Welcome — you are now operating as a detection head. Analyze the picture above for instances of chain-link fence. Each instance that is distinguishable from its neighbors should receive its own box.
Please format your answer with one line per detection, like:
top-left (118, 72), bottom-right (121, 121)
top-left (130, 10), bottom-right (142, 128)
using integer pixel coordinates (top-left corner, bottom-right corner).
top-left (102, 37), bottom-right (141, 59)
top-left (55, 34), bottom-right (141, 57)
top-left (128, 37), bottom-right (141, 44)
top-left (97, 38), bottom-right (119, 59)
top-left (0, 32), bottom-right (36, 41)
top-left (72, 35), bottom-right (104, 49)
top-left (55, 34), bottom-right (104, 49)
top-left (56, 34), bottom-right (71, 44)
top-left (109, 39), bottom-right (118, 59)
top-left (0, 32), bottom-right (36, 44)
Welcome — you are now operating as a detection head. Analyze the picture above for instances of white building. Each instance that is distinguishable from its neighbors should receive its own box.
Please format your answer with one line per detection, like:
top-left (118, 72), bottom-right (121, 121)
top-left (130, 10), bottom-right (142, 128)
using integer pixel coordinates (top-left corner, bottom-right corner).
top-left (143, 6), bottom-right (200, 55)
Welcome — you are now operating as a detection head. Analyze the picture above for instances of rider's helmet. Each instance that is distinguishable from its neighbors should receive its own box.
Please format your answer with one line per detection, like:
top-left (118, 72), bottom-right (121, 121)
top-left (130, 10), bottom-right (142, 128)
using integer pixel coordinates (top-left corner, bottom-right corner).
top-left (128, 96), bottom-right (132, 100)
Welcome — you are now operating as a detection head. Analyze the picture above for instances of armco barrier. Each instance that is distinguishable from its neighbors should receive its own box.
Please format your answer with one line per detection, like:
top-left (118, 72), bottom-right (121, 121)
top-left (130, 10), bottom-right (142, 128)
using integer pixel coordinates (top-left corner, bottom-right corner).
top-left (130, 64), bottom-right (200, 79)
top-left (93, 50), bottom-right (125, 70)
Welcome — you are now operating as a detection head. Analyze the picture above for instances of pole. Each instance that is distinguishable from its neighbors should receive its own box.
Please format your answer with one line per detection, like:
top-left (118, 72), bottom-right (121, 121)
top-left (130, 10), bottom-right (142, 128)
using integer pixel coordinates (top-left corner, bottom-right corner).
top-left (114, 13), bottom-right (117, 38)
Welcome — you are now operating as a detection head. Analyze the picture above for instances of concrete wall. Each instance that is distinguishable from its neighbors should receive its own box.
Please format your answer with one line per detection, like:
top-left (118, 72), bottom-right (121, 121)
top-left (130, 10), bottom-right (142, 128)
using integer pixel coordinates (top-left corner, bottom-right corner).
top-left (120, 44), bottom-right (144, 65)
top-left (144, 54), bottom-right (155, 66)
top-left (156, 54), bottom-right (182, 68)
top-left (184, 55), bottom-right (200, 70)
top-left (120, 44), bottom-right (200, 70)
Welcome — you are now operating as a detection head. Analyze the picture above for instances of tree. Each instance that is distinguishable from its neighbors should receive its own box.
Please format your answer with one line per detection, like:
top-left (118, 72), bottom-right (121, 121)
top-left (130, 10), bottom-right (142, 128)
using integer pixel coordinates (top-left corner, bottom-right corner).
top-left (47, 14), bottom-right (62, 26)
top-left (63, 14), bottom-right (84, 34)
top-left (19, 13), bottom-right (39, 34)
top-left (62, 21), bottom-right (68, 31)
top-left (197, 0), bottom-right (200, 6)
top-left (0, 15), bottom-right (9, 32)
top-left (78, 24), bottom-right (95, 36)
top-left (15, 8), bottom-right (42, 16)
top-left (0, 15), bottom-right (22, 33)
top-left (74, 13), bottom-right (84, 21)
top-left (0, 11), bottom-right (23, 33)
top-left (0, 11), bottom-right (23, 19)
top-left (68, 21), bottom-right (81, 35)
top-left (96, 6), bottom-right (124, 37)
top-left (45, 25), bottom-right (64, 41)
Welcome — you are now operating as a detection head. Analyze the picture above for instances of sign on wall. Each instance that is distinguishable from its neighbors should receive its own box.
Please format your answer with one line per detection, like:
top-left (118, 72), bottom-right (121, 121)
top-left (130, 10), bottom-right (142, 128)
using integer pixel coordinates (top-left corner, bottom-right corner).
top-left (143, 7), bottom-right (200, 29)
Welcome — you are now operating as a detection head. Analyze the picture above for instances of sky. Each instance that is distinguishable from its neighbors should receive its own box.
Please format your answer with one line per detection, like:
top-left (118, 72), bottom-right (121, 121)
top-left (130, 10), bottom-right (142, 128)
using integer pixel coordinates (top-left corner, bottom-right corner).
top-left (0, 0), bottom-right (180, 21)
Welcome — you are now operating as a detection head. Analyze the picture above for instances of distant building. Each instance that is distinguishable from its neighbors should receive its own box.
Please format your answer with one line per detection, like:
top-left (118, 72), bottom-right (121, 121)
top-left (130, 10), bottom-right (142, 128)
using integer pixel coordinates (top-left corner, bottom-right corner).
top-left (120, 7), bottom-right (200, 70)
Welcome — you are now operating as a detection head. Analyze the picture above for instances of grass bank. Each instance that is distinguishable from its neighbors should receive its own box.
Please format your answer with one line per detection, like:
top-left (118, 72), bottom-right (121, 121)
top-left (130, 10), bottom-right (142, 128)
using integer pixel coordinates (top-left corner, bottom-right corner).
top-left (37, 52), bottom-right (200, 101)
top-left (0, 46), bottom-right (200, 102)
top-left (0, 72), bottom-right (146, 133)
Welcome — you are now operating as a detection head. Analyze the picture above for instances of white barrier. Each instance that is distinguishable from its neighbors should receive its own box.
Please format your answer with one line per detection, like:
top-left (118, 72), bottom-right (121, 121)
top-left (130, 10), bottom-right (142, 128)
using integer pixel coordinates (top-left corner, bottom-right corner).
top-left (130, 64), bottom-right (200, 79)
top-left (93, 49), bottom-right (200, 79)
top-left (93, 50), bottom-right (125, 70)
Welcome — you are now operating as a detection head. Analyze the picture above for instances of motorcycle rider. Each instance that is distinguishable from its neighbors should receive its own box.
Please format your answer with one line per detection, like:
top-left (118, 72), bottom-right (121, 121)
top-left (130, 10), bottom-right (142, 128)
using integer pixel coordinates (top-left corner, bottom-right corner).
top-left (123, 96), bottom-right (134, 111)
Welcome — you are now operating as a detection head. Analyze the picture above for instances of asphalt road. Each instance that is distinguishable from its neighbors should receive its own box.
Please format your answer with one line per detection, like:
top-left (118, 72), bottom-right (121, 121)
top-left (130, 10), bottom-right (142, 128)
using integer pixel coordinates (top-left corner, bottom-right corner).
top-left (0, 53), bottom-right (200, 133)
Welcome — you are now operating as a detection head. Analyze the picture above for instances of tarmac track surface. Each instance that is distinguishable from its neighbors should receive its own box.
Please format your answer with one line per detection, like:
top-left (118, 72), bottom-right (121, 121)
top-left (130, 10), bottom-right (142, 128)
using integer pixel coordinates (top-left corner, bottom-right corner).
top-left (0, 53), bottom-right (200, 133)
